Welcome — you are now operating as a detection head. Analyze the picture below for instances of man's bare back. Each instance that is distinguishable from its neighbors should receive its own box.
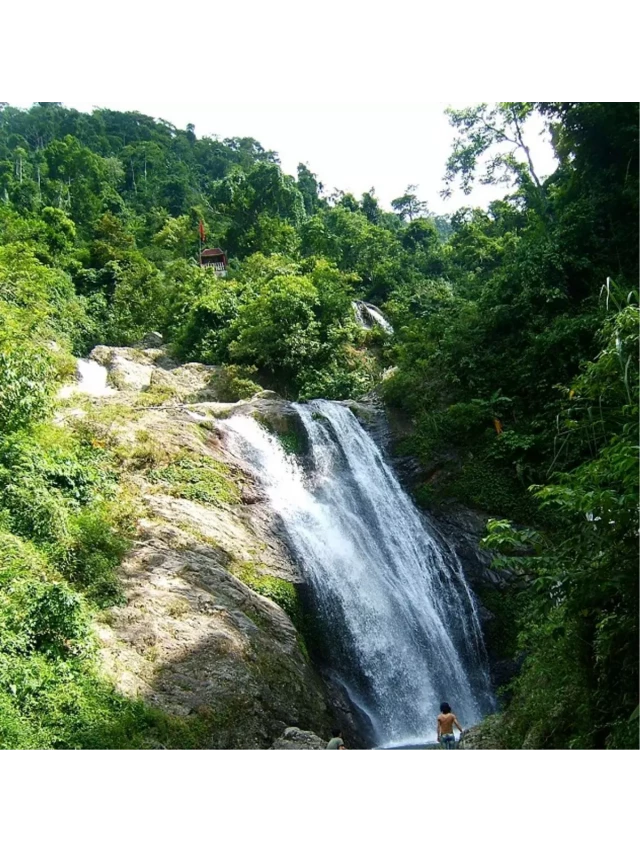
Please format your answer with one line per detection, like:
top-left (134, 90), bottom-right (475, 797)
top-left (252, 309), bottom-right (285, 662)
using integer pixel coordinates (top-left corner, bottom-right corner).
top-left (437, 712), bottom-right (461, 736)
top-left (436, 703), bottom-right (463, 748)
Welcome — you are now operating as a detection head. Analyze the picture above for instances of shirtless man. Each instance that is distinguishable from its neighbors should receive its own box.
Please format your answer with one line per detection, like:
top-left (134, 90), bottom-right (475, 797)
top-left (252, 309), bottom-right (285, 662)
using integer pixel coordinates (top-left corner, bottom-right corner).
top-left (437, 702), bottom-right (463, 749)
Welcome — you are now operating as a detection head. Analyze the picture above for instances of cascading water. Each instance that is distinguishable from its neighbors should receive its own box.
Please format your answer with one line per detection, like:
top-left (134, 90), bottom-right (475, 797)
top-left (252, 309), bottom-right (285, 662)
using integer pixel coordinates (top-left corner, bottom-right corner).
top-left (352, 300), bottom-right (394, 334)
top-left (58, 358), bottom-right (117, 399)
top-left (223, 400), bottom-right (493, 747)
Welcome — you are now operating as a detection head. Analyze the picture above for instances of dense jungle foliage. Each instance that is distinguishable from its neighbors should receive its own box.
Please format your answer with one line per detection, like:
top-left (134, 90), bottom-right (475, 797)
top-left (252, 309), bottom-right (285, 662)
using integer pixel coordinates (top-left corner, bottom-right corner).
top-left (0, 101), bottom-right (637, 748)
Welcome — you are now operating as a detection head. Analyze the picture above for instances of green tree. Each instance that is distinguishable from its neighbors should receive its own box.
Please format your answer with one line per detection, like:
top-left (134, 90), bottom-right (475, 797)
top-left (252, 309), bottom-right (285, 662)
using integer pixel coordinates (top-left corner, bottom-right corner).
top-left (391, 184), bottom-right (429, 221)
top-left (443, 102), bottom-right (550, 217)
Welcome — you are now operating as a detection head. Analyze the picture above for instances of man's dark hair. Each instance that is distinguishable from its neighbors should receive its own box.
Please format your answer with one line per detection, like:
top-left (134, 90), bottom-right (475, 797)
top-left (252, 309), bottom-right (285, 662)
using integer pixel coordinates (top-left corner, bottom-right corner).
top-left (331, 728), bottom-right (342, 738)
top-left (440, 702), bottom-right (452, 714)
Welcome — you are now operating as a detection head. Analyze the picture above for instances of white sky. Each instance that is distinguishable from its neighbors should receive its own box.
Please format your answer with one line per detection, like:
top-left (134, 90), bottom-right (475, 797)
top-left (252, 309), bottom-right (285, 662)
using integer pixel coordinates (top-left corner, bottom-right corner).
top-left (12, 99), bottom-right (558, 216)
top-left (2, 1), bottom-right (634, 219)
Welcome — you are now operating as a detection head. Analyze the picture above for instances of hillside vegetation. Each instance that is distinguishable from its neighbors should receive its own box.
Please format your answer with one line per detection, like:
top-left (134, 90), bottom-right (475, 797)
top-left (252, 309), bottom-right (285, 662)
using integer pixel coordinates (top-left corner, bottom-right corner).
top-left (0, 102), bottom-right (637, 748)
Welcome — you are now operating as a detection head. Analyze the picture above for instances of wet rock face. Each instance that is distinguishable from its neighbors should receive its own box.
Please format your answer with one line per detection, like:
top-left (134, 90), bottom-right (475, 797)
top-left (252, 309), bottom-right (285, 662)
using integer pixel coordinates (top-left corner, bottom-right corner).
top-left (347, 393), bottom-right (504, 592)
top-left (232, 397), bottom-right (311, 459)
top-left (428, 504), bottom-right (499, 591)
top-left (320, 676), bottom-right (371, 749)
top-left (339, 394), bottom-right (392, 453)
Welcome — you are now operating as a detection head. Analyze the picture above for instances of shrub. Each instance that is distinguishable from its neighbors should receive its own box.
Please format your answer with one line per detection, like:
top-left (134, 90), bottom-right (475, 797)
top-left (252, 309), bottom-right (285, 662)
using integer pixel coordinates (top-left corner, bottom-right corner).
top-left (214, 364), bottom-right (262, 402)
top-left (64, 507), bottom-right (130, 606)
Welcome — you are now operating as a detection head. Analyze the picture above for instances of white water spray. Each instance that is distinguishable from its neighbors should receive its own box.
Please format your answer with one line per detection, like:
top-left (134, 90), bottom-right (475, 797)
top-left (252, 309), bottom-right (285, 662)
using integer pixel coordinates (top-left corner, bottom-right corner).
top-left (224, 400), bottom-right (492, 746)
top-left (58, 358), bottom-right (117, 399)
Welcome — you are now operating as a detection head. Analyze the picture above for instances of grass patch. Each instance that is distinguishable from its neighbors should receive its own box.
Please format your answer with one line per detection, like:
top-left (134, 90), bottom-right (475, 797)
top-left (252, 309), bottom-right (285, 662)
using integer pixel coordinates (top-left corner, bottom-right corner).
top-left (166, 597), bottom-right (191, 618)
top-left (148, 451), bottom-right (240, 506)
top-left (112, 429), bottom-right (172, 471)
top-left (137, 386), bottom-right (177, 407)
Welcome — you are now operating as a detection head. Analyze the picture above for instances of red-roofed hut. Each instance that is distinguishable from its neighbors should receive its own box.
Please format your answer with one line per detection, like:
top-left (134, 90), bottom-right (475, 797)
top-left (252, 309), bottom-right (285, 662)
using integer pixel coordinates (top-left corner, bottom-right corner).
top-left (200, 247), bottom-right (227, 275)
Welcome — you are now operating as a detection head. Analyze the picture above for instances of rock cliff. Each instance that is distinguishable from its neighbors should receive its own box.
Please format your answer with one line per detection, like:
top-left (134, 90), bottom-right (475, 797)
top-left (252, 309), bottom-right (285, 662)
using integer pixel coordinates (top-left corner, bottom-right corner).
top-left (57, 340), bottom-right (332, 748)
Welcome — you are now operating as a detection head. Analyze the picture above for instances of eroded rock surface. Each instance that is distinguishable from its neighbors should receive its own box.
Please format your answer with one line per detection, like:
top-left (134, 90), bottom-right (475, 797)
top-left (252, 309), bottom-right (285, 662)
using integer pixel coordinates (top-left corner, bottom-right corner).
top-left (57, 344), bottom-right (332, 748)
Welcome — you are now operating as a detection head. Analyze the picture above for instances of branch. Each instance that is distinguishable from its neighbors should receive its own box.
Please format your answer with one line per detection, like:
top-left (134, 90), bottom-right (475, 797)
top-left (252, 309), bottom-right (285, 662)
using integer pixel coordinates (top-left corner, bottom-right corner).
top-left (479, 115), bottom-right (517, 147)
top-left (510, 106), bottom-right (544, 193)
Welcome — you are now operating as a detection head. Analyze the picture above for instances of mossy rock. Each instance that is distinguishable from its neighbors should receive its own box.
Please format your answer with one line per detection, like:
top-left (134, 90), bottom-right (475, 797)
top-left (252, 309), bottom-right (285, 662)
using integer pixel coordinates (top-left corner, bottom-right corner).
top-left (232, 560), bottom-right (303, 629)
top-left (248, 648), bottom-right (329, 735)
top-left (459, 714), bottom-right (508, 749)
top-left (137, 385), bottom-right (178, 407)
top-left (345, 401), bottom-right (374, 424)
top-left (249, 403), bottom-right (309, 457)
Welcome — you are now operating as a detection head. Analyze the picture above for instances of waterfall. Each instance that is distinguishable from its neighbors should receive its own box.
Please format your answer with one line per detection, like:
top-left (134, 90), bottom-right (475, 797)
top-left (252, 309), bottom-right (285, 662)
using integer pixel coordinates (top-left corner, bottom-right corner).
top-left (352, 300), bottom-right (394, 334)
top-left (223, 400), bottom-right (492, 747)
top-left (58, 358), bottom-right (117, 398)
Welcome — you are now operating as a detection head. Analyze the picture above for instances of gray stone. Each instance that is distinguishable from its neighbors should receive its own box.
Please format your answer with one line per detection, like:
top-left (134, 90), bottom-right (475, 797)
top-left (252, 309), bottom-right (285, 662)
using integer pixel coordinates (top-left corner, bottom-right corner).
top-left (110, 353), bottom-right (154, 391)
top-left (270, 727), bottom-right (327, 750)
top-left (139, 331), bottom-right (164, 348)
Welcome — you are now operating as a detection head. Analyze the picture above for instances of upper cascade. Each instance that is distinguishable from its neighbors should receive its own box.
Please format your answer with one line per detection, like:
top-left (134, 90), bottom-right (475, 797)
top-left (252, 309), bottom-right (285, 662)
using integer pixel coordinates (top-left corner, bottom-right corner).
top-left (352, 300), bottom-right (394, 334)
top-left (57, 358), bottom-right (117, 399)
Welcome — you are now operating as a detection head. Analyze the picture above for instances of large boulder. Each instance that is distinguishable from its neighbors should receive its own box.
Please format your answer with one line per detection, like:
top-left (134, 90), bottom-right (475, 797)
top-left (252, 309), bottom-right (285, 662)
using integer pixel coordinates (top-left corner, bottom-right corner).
top-left (87, 345), bottom-right (223, 399)
top-left (97, 517), bottom-right (331, 748)
top-left (89, 345), bottom-right (154, 391)
top-left (110, 352), bottom-right (154, 391)
top-left (270, 727), bottom-right (327, 750)
top-left (139, 331), bottom-right (164, 349)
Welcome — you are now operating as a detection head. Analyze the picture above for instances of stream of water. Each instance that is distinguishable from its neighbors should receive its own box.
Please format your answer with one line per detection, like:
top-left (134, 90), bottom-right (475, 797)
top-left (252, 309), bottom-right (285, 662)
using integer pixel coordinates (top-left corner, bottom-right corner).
top-left (352, 300), bottom-right (394, 334)
top-left (58, 358), bottom-right (116, 398)
top-left (224, 400), bottom-right (493, 747)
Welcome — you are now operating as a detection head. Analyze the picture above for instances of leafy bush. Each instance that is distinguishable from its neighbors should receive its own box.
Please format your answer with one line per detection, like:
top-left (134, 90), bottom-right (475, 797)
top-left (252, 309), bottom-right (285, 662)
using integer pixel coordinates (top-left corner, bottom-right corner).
top-left (63, 507), bottom-right (130, 606)
top-left (214, 364), bottom-right (262, 402)
top-left (481, 296), bottom-right (639, 749)
top-left (448, 460), bottom-right (538, 522)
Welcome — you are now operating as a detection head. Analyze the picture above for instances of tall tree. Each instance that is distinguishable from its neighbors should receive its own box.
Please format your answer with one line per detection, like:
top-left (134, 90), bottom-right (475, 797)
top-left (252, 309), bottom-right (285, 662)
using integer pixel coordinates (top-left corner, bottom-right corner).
top-left (442, 102), bottom-right (550, 216)
top-left (391, 184), bottom-right (429, 221)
